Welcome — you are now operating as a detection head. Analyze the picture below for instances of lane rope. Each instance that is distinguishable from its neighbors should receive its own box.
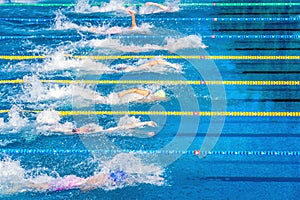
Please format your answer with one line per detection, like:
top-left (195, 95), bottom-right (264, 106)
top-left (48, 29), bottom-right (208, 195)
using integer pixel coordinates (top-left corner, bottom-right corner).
top-left (0, 148), bottom-right (299, 156)
top-left (0, 35), bottom-right (299, 40)
top-left (0, 110), bottom-right (299, 117)
top-left (0, 3), bottom-right (300, 7)
top-left (1, 17), bottom-right (299, 23)
top-left (0, 80), bottom-right (300, 85)
top-left (0, 55), bottom-right (300, 60)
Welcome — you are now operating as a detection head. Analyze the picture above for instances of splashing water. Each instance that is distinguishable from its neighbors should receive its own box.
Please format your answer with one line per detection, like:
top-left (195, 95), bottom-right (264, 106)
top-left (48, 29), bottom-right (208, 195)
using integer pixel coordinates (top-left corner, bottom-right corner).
top-left (53, 11), bottom-right (152, 35)
top-left (0, 158), bottom-right (27, 195)
top-left (36, 109), bottom-right (60, 125)
top-left (87, 35), bottom-right (207, 53)
top-left (117, 115), bottom-right (141, 127)
top-left (100, 153), bottom-right (165, 190)
top-left (40, 51), bottom-right (114, 74)
top-left (21, 75), bottom-right (72, 102)
top-left (139, 0), bottom-right (180, 15)
top-left (74, 0), bottom-right (129, 14)
top-left (0, 154), bottom-right (164, 195)
top-left (0, 106), bottom-right (29, 133)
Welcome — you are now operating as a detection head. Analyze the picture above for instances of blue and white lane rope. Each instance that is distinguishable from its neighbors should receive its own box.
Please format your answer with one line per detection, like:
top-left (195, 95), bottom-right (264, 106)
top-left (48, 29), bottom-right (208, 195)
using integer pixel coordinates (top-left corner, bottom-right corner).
top-left (0, 35), bottom-right (299, 40)
top-left (1, 17), bottom-right (300, 23)
top-left (0, 149), bottom-right (299, 156)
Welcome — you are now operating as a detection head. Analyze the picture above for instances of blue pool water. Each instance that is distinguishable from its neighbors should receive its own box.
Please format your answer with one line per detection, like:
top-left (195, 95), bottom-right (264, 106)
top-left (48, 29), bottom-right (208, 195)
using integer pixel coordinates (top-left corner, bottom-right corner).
top-left (0, 0), bottom-right (299, 199)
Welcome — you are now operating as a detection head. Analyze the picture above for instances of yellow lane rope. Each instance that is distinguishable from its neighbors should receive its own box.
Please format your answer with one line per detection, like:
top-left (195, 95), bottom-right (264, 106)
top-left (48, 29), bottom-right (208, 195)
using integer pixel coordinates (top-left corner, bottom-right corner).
top-left (0, 80), bottom-right (299, 85)
top-left (0, 55), bottom-right (300, 60)
top-left (0, 110), bottom-right (299, 116)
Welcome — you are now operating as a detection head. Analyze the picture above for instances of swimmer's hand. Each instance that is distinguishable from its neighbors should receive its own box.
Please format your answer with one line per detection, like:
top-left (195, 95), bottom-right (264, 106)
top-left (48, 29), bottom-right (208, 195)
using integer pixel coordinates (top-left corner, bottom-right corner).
top-left (146, 121), bottom-right (157, 127)
top-left (126, 9), bottom-right (135, 15)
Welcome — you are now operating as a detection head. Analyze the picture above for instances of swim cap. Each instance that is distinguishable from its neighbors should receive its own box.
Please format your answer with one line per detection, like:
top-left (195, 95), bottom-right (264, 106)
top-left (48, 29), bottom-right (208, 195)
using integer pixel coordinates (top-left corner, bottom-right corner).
top-left (109, 170), bottom-right (127, 183)
top-left (153, 90), bottom-right (166, 98)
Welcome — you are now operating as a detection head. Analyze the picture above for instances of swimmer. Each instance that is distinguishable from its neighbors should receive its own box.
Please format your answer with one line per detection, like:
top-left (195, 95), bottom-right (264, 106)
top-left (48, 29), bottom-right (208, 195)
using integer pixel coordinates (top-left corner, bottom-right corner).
top-left (145, 2), bottom-right (169, 11)
top-left (123, 59), bottom-right (182, 72)
top-left (2, 153), bottom-right (165, 194)
top-left (50, 116), bottom-right (157, 136)
top-left (61, 86), bottom-right (167, 105)
top-left (25, 170), bottom-right (131, 192)
top-left (115, 88), bottom-right (168, 103)
top-left (88, 9), bottom-right (137, 34)
top-left (142, 1), bottom-right (179, 13)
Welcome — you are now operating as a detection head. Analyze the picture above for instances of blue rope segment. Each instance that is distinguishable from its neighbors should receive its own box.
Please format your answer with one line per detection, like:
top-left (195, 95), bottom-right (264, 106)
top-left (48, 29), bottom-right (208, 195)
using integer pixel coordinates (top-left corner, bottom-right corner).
top-left (0, 149), bottom-right (299, 156)
top-left (1, 17), bottom-right (300, 23)
top-left (0, 35), bottom-right (299, 40)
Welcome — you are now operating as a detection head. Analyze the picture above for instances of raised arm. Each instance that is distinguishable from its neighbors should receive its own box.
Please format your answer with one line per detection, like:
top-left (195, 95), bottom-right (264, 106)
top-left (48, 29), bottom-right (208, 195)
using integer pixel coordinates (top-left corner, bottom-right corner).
top-left (127, 9), bottom-right (137, 29)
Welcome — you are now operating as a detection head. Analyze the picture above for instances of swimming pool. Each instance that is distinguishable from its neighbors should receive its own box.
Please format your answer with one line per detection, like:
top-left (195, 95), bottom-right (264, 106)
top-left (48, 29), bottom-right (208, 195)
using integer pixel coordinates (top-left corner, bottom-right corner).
top-left (0, 0), bottom-right (299, 199)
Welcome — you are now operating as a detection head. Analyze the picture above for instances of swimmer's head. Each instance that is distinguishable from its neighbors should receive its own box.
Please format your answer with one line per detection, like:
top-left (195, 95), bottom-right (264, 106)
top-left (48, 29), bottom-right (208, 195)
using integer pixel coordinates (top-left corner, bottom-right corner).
top-left (153, 89), bottom-right (166, 98)
top-left (109, 170), bottom-right (127, 183)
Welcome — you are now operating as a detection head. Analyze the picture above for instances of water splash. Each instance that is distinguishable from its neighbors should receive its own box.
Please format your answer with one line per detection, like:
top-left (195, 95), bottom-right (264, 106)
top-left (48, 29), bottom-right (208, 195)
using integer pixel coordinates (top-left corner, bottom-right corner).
top-left (36, 109), bottom-right (60, 125)
top-left (0, 158), bottom-right (27, 195)
top-left (87, 35), bottom-right (207, 53)
top-left (0, 154), bottom-right (164, 194)
top-left (54, 19), bottom-right (152, 35)
top-left (40, 51), bottom-right (114, 74)
top-left (100, 153), bottom-right (165, 190)
top-left (74, 0), bottom-right (129, 14)
top-left (0, 106), bottom-right (29, 133)
top-left (21, 75), bottom-right (72, 102)
top-left (139, 0), bottom-right (180, 15)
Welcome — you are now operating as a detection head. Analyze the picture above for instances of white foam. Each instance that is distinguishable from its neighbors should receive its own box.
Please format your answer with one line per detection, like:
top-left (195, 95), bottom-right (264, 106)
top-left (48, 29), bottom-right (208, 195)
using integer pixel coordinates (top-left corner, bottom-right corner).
top-left (117, 115), bottom-right (141, 127)
top-left (88, 35), bottom-right (207, 53)
top-left (0, 107), bottom-right (28, 133)
top-left (0, 158), bottom-right (27, 195)
top-left (100, 153), bottom-right (165, 190)
top-left (0, 139), bottom-right (17, 147)
top-left (21, 75), bottom-right (72, 102)
top-left (0, 106), bottom-right (29, 133)
top-left (74, 0), bottom-right (128, 14)
top-left (0, 153), bottom-right (164, 194)
top-left (41, 51), bottom-right (115, 74)
top-left (54, 19), bottom-right (152, 35)
top-left (139, 0), bottom-right (180, 15)
top-left (36, 109), bottom-right (60, 125)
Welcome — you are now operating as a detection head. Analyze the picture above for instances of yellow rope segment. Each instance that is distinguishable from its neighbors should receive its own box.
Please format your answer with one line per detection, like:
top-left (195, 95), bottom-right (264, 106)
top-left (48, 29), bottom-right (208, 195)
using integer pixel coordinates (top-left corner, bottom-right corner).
top-left (0, 55), bottom-right (300, 60)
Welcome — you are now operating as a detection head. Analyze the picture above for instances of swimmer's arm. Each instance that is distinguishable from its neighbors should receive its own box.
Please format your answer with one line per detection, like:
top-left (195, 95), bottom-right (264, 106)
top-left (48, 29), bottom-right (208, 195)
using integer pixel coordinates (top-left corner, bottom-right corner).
top-left (104, 121), bottom-right (157, 132)
top-left (146, 2), bottom-right (168, 10)
top-left (130, 121), bottom-right (157, 128)
top-left (25, 181), bottom-right (50, 191)
top-left (50, 127), bottom-right (74, 134)
top-left (80, 174), bottom-right (107, 191)
top-left (127, 9), bottom-right (137, 29)
top-left (118, 88), bottom-right (150, 98)
top-left (102, 126), bottom-right (119, 133)
top-left (134, 59), bottom-right (181, 71)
